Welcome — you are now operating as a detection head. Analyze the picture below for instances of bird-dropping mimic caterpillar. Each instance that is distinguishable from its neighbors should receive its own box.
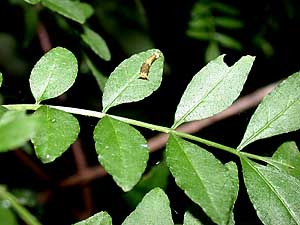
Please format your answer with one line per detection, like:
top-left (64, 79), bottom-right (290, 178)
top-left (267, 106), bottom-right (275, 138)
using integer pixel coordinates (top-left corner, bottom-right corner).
top-left (138, 52), bottom-right (160, 80)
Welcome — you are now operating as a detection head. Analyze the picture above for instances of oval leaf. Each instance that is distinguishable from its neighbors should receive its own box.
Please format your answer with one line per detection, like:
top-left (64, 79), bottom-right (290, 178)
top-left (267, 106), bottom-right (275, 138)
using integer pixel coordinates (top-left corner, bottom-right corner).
top-left (41, 0), bottom-right (88, 24)
top-left (183, 211), bottom-right (203, 225)
top-left (122, 188), bottom-right (174, 225)
top-left (238, 72), bottom-right (300, 150)
top-left (166, 134), bottom-right (236, 225)
top-left (93, 116), bottom-right (149, 191)
top-left (73, 211), bottom-right (112, 225)
top-left (102, 49), bottom-right (164, 112)
top-left (81, 26), bottom-right (111, 61)
top-left (269, 141), bottom-right (300, 179)
top-left (173, 54), bottom-right (255, 128)
top-left (31, 106), bottom-right (79, 163)
top-left (29, 47), bottom-right (78, 103)
top-left (0, 111), bottom-right (37, 152)
top-left (241, 157), bottom-right (300, 225)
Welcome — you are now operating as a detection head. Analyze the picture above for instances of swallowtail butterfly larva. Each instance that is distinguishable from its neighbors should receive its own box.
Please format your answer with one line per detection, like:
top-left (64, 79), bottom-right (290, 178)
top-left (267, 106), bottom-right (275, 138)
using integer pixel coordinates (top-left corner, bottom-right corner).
top-left (138, 52), bottom-right (160, 80)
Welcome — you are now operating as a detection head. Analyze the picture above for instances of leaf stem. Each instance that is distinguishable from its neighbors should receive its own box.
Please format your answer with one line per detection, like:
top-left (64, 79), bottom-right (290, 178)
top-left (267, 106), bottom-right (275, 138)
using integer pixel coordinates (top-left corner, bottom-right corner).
top-left (0, 186), bottom-right (42, 225)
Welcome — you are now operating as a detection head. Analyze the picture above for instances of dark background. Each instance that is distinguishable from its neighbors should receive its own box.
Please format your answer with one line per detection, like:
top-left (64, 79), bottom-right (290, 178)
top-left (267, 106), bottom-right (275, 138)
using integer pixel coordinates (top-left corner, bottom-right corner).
top-left (0, 0), bottom-right (299, 224)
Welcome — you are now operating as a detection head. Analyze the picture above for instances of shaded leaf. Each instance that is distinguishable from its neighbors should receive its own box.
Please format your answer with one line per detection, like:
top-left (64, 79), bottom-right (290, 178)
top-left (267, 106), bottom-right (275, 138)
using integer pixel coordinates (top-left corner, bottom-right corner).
top-left (94, 116), bottom-right (149, 191)
top-left (205, 42), bottom-right (220, 63)
top-left (0, 206), bottom-right (18, 225)
top-left (122, 188), bottom-right (174, 225)
top-left (0, 72), bottom-right (2, 87)
top-left (73, 211), bottom-right (112, 225)
top-left (173, 54), bottom-right (255, 128)
top-left (241, 157), bottom-right (300, 225)
top-left (32, 106), bottom-right (79, 163)
top-left (29, 47), bottom-right (78, 103)
top-left (0, 111), bottom-right (37, 152)
top-left (102, 49), bottom-right (164, 112)
top-left (184, 211), bottom-right (203, 225)
top-left (213, 33), bottom-right (242, 50)
top-left (269, 141), bottom-right (300, 179)
top-left (41, 0), bottom-right (88, 24)
top-left (24, 0), bottom-right (40, 4)
top-left (238, 72), bottom-right (300, 150)
top-left (78, 2), bottom-right (94, 19)
top-left (84, 56), bottom-right (107, 92)
top-left (214, 17), bottom-right (243, 29)
top-left (81, 26), bottom-right (111, 61)
top-left (166, 134), bottom-right (236, 225)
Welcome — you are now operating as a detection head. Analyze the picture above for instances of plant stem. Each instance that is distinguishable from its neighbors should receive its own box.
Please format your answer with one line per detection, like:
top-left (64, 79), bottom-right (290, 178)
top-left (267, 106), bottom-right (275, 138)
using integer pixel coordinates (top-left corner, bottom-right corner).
top-left (0, 186), bottom-right (42, 225)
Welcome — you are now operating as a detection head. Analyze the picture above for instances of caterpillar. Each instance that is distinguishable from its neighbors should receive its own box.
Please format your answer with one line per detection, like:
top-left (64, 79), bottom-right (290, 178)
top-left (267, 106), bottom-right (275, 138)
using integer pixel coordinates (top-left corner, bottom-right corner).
top-left (138, 52), bottom-right (160, 80)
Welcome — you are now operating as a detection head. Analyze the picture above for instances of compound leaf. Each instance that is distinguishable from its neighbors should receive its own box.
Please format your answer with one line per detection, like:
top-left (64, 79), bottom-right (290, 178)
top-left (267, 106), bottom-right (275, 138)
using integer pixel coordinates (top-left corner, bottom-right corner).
top-left (32, 106), bottom-right (79, 163)
top-left (166, 134), bottom-right (236, 225)
top-left (122, 188), bottom-right (174, 225)
top-left (29, 47), bottom-right (78, 103)
top-left (102, 49), bottom-right (164, 112)
top-left (94, 116), bottom-right (149, 192)
top-left (238, 72), bottom-right (300, 150)
top-left (241, 157), bottom-right (300, 225)
top-left (173, 54), bottom-right (254, 128)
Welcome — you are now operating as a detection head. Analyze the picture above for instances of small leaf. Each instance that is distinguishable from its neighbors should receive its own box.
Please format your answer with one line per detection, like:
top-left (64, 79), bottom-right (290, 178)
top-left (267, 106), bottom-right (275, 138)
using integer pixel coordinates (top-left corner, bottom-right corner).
top-left (41, 0), bottom-right (88, 24)
top-left (0, 72), bottom-right (2, 87)
top-left (81, 26), bottom-right (111, 61)
top-left (204, 42), bottom-right (220, 63)
top-left (73, 211), bottom-right (112, 225)
top-left (238, 72), bottom-right (300, 150)
top-left (122, 188), bottom-right (174, 225)
top-left (214, 17), bottom-right (243, 29)
top-left (84, 56), bottom-right (107, 92)
top-left (0, 111), bottom-right (37, 152)
top-left (29, 47), bottom-right (78, 103)
top-left (78, 2), bottom-right (94, 19)
top-left (94, 116), bottom-right (149, 191)
top-left (241, 157), bottom-right (300, 225)
top-left (186, 30), bottom-right (211, 41)
top-left (24, 0), bottom-right (40, 4)
top-left (213, 33), bottom-right (242, 50)
top-left (32, 106), bottom-right (79, 163)
top-left (269, 141), bottom-right (300, 179)
top-left (166, 134), bottom-right (236, 225)
top-left (173, 54), bottom-right (255, 128)
top-left (183, 211), bottom-right (203, 225)
top-left (0, 206), bottom-right (18, 225)
top-left (102, 49), bottom-right (164, 112)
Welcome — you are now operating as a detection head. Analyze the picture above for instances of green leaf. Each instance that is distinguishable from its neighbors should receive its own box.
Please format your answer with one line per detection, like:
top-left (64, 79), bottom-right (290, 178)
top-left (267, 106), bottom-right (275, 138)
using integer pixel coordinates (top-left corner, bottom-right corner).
top-left (41, 0), bottom-right (88, 24)
top-left (93, 116), bottom-right (149, 192)
top-left (31, 106), bottom-right (79, 163)
top-left (73, 211), bottom-right (112, 225)
top-left (0, 111), bottom-right (37, 152)
top-left (81, 26), bottom-right (111, 61)
top-left (214, 17), bottom-right (243, 29)
top-left (186, 30), bottom-right (211, 41)
top-left (213, 33), bottom-right (242, 50)
top-left (269, 141), bottom-right (300, 179)
top-left (84, 56), bottom-right (107, 92)
top-left (102, 49), bottom-right (164, 112)
top-left (0, 206), bottom-right (18, 225)
top-left (29, 47), bottom-right (78, 103)
top-left (238, 72), bottom-right (300, 150)
top-left (24, 0), bottom-right (40, 4)
top-left (122, 188), bottom-right (174, 225)
top-left (241, 157), bottom-right (300, 225)
top-left (173, 54), bottom-right (255, 128)
top-left (166, 134), bottom-right (236, 225)
top-left (123, 161), bottom-right (169, 208)
top-left (183, 211), bottom-right (203, 225)
top-left (0, 72), bottom-right (2, 87)
top-left (204, 42), bottom-right (220, 63)
top-left (78, 2), bottom-right (94, 19)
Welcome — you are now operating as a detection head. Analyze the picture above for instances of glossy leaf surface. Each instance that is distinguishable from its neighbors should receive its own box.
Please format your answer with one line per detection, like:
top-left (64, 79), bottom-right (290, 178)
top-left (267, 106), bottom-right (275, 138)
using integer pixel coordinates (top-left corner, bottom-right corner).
top-left (94, 116), bottom-right (149, 191)
top-left (238, 72), bottom-right (300, 150)
top-left (29, 47), bottom-right (78, 103)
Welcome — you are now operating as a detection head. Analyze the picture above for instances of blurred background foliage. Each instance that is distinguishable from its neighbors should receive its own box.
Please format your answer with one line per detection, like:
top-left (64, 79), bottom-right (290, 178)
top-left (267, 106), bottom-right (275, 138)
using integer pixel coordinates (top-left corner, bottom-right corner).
top-left (0, 0), bottom-right (300, 224)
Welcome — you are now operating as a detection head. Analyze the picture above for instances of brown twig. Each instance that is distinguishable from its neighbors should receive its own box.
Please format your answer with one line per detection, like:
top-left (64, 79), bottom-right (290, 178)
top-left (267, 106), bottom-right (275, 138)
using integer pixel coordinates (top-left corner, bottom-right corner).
top-left (58, 81), bottom-right (279, 187)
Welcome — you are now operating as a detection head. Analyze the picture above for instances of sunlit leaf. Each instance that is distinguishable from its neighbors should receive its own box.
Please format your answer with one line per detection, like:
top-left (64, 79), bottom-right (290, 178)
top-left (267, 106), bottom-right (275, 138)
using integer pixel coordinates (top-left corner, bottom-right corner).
top-left (29, 47), bottom-right (78, 103)
top-left (73, 211), bottom-right (112, 225)
top-left (81, 26), bottom-right (111, 61)
top-left (122, 188), bottom-right (174, 225)
top-left (32, 106), bottom-right (79, 163)
top-left (241, 157), bottom-right (300, 225)
top-left (102, 49), bottom-right (164, 112)
top-left (0, 111), bottom-right (37, 152)
top-left (166, 134), bottom-right (236, 225)
top-left (238, 72), bottom-right (300, 150)
top-left (183, 211), bottom-right (203, 225)
top-left (173, 54), bottom-right (255, 128)
top-left (94, 116), bottom-right (149, 191)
